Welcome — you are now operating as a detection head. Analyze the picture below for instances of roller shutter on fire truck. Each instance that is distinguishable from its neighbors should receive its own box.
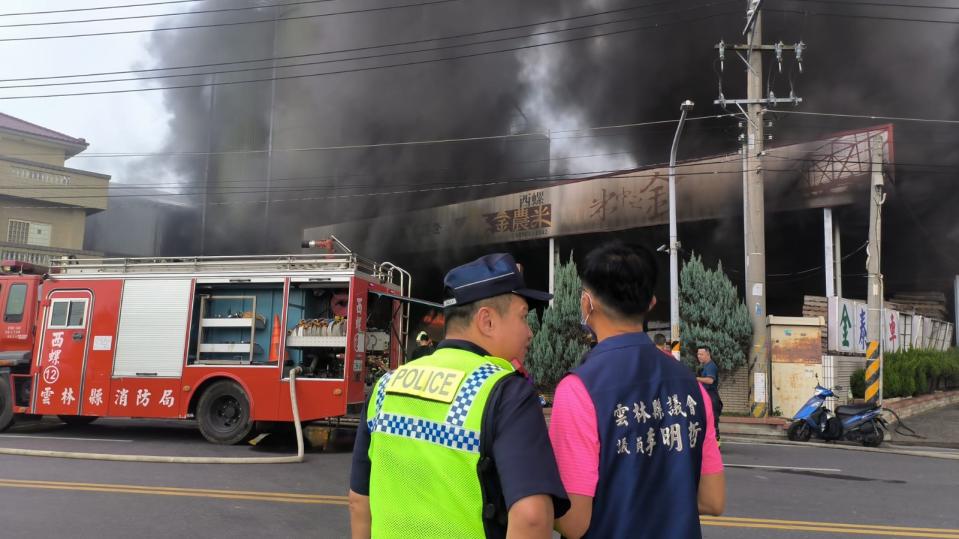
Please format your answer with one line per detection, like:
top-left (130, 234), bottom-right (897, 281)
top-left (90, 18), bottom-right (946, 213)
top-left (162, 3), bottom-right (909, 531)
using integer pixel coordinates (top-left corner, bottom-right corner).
top-left (113, 279), bottom-right (192, 378)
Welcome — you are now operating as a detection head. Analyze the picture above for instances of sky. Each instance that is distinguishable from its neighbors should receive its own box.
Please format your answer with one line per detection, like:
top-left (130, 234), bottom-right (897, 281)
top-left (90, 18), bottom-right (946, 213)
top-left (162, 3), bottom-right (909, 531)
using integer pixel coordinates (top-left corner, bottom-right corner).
top-left (0, 0), bottom-right (176, 182)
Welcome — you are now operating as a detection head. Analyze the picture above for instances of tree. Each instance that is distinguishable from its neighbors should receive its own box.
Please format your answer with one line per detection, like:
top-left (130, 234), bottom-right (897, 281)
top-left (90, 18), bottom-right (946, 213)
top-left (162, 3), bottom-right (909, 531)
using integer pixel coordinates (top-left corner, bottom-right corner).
top-left (525, 255), bottom-right (590, 390)
top-left (679, 254), bottom-right (752, 370)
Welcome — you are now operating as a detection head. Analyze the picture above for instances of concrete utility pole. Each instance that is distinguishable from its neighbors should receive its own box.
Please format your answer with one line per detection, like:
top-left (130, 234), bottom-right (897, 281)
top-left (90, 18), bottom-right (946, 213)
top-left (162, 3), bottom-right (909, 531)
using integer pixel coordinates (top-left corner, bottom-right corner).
top-left (548, 237), bottom-right (556, 306)
top-left (668, 100), bottom-right (694, 352)
top-left (955, 275), bottom-right (959, 347)
top-left (715, 0), bottom-right (803, 417)
top-left (824, 209), bottom-right (835, 298)
top-left (865, 136), bottom-right (885, 406)
top-left (824, 208), bottom-right (843, 296)
top-left (834, 217), bottom-right (843, 298)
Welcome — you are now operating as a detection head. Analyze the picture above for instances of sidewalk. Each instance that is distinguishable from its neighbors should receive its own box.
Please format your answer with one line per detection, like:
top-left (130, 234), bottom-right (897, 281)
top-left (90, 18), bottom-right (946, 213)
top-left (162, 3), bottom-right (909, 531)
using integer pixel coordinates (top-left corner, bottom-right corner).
top-left (887, 402), bottom-right (959, 448)
top-left (720, 415), bottom-right (788, 438)
top-left (719, 389), bottom-right (959, 442)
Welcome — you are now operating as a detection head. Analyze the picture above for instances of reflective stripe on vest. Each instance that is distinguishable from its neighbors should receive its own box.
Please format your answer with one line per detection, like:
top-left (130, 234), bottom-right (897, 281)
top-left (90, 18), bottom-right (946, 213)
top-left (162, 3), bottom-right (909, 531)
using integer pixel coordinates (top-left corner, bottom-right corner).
top-left (367, 348), bottom-right (515, 539)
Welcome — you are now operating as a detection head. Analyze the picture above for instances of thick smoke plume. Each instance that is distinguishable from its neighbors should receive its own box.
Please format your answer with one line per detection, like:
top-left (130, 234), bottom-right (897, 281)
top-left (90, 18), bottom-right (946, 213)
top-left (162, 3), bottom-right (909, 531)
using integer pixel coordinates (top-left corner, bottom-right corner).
top-left (93, 0), bottom-right (958, 303)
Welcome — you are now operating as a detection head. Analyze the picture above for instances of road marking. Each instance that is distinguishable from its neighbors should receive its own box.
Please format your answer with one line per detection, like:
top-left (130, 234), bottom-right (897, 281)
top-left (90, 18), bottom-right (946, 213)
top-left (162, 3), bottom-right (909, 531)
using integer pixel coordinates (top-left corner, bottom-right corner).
top-left (724, 439), bottom-right (814, 448)
top-left (2, 478), bottom-right (955, 537)
top-left (724, 437), bottom-right (959, 460)
top-left (724, 463), bottom-right (842, 472)
top-left (702, 516), bottom-right (959, 538)
top-left (0, 478), bottom-right (349, 506)
top-left (0, 434), bottom-right (133, 443)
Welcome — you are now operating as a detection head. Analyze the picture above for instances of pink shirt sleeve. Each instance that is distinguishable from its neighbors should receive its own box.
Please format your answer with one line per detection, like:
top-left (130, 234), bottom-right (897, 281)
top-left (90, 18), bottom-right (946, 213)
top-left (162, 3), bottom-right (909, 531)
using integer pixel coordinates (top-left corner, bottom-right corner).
top-left (549, 376), bottom-right (724, 497)
top-left (549, 375), bottom-right (600, 496)
top-left (699, 383), bottom-right (724, 475)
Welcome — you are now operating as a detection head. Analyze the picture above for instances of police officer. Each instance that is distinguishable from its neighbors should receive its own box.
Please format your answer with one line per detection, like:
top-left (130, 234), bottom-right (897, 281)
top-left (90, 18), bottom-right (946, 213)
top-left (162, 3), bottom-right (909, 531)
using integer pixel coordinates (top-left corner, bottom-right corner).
top-left (349, 253), bottom-right (569, 539)
top-left (549, 241), bottom-right (725, 539)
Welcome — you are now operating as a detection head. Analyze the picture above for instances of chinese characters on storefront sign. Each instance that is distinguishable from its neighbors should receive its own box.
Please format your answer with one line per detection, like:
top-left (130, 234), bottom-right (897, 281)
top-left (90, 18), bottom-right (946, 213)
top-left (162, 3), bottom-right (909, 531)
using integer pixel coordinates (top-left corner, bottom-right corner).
top-left (482, 191), bottom-right (552, 239)
top-left (589, 176), bottom-right (668, 223)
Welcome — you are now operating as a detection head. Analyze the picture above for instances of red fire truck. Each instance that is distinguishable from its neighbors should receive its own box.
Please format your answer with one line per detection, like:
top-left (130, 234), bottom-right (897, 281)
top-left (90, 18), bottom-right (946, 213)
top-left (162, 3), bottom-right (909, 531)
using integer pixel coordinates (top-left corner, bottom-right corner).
top-left (0, 248), bottom-right (411, 444)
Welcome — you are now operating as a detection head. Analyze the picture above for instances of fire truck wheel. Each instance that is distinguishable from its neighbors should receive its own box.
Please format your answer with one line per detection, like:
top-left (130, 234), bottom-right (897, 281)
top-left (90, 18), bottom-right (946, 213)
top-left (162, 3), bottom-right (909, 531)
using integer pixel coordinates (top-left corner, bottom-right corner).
top-left (197, 381), bottom-right (254, 445)
top-left (58, 415), bottom-right (98, 426)
top-left (0, 377), bottom-right (13, 432)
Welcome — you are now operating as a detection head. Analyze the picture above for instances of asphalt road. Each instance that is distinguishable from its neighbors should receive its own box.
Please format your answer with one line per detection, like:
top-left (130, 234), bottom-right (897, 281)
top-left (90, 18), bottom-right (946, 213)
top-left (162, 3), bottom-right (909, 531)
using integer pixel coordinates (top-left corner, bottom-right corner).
top-left (1, 417), bottom-right (958, 538)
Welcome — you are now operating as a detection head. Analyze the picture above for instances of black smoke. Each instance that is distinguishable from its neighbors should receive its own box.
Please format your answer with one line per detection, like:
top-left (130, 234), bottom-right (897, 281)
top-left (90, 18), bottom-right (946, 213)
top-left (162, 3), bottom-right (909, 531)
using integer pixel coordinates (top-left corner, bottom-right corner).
top-left (93, 0), bottom-right (959, 309)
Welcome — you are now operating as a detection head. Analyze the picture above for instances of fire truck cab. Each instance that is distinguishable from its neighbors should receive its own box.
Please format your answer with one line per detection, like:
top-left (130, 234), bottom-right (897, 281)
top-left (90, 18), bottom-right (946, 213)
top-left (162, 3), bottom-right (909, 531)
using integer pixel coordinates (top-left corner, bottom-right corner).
top-left (0, 251), bottom-right (410, 444)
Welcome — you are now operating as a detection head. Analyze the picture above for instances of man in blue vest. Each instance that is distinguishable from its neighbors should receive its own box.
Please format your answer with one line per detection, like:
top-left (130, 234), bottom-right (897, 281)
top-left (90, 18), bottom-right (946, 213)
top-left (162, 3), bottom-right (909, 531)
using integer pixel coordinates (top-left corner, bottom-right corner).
top-left (549, 241), bottom-right (725, 539)
top-left (349, 253), bottom-right (570, 538)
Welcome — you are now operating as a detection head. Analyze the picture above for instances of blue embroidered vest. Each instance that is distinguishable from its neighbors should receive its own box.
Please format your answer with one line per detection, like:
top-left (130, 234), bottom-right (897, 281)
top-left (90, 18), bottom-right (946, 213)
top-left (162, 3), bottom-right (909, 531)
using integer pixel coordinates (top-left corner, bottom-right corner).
top-left (572, 333), bottom-right (707, 539)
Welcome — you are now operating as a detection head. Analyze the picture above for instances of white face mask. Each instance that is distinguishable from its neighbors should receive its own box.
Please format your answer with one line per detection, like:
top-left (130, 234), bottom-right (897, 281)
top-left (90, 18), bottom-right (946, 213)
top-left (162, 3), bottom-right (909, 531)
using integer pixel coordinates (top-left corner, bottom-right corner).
top-left (580, 291), bottom-right (596, 339)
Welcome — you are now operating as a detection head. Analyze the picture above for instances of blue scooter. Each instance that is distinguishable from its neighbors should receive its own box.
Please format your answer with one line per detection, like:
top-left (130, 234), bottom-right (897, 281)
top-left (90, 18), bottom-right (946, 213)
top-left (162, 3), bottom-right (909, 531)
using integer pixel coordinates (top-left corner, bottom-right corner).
top-left (787, 385), bottom-right (887, 447)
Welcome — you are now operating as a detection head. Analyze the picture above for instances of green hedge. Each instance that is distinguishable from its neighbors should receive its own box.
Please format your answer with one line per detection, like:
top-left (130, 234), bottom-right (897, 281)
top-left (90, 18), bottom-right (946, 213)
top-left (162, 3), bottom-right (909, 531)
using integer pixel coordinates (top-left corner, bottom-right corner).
top-left (849, 348), bottom-right (959, 399)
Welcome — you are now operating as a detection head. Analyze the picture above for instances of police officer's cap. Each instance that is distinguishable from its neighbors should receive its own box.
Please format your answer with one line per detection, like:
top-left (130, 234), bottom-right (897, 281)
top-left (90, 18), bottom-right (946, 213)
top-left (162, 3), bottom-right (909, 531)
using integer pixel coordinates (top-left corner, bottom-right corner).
top-left (443, 253), bottom-right (552, 307)
top-left (416, 331), bottom-right (430, 341)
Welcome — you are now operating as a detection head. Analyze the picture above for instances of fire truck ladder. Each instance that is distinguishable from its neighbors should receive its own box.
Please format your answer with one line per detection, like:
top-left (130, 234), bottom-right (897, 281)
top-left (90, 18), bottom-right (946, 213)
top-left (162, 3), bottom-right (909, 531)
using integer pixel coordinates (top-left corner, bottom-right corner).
top-left (379, 262), bottom-right (412, 351)
top-left (48, 253), bottom-right (380, 276)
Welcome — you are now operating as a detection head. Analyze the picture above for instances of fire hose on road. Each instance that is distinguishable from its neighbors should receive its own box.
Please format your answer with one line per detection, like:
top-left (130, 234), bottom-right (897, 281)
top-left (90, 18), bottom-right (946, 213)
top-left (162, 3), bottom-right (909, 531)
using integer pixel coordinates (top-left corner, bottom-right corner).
top-left (0, 368), bottom-right (305, 464)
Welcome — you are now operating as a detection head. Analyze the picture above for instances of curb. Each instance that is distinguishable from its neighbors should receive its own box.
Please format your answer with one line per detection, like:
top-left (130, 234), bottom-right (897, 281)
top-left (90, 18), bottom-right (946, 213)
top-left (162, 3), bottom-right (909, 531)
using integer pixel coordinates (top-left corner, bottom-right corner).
top-left (724, 435), bottom-right (959, 461)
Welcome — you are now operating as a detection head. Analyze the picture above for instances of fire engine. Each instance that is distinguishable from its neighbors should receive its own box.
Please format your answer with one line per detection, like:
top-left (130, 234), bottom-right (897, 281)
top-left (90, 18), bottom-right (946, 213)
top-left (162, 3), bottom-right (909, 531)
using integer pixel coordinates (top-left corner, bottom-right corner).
top-left (0, 243), bottom-right (411, 444)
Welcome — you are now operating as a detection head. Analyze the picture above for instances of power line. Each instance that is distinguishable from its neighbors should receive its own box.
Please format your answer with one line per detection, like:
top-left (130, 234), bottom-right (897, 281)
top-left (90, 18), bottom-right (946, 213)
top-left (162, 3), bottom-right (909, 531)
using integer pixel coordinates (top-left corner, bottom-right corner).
top-left (0, 0), bottom-right (203, 17)
top-left (766, 7), bottom-right (959, 25)
top-left (6, 148), bottom-right (957, 206)
top-left (0, 0), bottom-right (459, 42)
top-left (0, 8), bottom-right (742, 100)
top-left (0, 148), bottom-right (745, 192)
top-left (0, 2), bottom-right (709, 91)
top-left (0, 2), bottom-right (671, 84)
top-left (0, 0), bottom-right (339, 28)
top-left (0, 113), bottom-right (737, 158)
top-left (0, 164), bottom-right (781, 208)
top-left (32, 152), bottom-right (959, 192)
top-left (763, 153), bottom-right (959, 172)
top-left (765, 241), bottom-right (869, 278)
top-left (766, 109), bottom-right (959, 125)
top-left (785, 0), bottom-right (959, 11)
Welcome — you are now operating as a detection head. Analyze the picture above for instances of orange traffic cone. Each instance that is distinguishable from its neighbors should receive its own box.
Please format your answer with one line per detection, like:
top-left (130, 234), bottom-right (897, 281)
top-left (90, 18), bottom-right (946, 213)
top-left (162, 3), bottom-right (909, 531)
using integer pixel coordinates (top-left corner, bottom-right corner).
top-left (270, 315), bottom-right (281, 362)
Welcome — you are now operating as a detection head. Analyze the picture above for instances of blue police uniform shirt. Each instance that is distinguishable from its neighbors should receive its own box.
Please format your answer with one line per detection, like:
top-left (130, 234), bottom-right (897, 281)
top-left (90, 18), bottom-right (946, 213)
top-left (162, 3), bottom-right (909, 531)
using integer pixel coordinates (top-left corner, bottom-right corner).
top-left (700, 361), bottom-right (720, 393)
top-left (572, 332), bottom-right (707, 539)
top-left (350, 339), bottom-right (570, 538)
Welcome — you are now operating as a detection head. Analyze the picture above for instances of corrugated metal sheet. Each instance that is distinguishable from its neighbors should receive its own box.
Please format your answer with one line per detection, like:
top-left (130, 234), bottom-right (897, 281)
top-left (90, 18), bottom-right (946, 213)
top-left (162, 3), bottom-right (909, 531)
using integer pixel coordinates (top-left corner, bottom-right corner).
top-left (113, 279), bottom-right (192, 378)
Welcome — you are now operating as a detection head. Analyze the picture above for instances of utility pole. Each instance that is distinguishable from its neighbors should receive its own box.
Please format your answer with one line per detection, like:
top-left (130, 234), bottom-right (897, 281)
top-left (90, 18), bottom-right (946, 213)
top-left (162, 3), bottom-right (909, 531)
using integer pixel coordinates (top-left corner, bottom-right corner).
top-left (715, 0), bottom-right (803, 417)
top-left (668, 100), bottom-right (694, 356)
top-left (864, 136), bottom-right (885, 406)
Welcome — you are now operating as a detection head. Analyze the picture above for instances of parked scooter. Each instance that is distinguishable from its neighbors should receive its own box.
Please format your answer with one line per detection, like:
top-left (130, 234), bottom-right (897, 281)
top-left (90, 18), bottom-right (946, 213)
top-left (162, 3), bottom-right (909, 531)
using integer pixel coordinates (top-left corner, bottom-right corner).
top-left (787, 385), bottom-right (887, 447)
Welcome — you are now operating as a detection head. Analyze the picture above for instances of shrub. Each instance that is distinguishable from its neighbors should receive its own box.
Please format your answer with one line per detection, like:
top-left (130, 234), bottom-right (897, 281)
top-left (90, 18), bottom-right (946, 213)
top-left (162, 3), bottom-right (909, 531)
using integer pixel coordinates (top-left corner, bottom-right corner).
top-left (525, 255), bottom-right (590, 391)
top-left (850, 368), bottom-right (866, 399)
top-left (878, 348), bottom-right (959, 398)
top-left (679, 254), bottom-right (752, 370)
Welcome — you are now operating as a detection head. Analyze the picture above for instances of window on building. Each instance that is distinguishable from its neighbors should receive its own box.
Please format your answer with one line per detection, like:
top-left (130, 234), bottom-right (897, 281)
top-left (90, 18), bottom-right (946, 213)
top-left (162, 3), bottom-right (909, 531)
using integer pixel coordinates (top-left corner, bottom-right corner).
top-left (7, 219), bottom-right (51, 247)
top-left (49, 299), bottom-right (87, 329)
top-left (4, 284), bottom-right (26, 323)
top-left (8, 220), bottom-right (29, 244)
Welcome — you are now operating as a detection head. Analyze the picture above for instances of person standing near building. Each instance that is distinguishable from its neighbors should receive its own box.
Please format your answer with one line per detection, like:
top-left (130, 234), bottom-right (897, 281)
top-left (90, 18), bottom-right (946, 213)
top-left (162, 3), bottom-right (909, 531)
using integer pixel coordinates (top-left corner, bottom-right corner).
top-left (549, 241), bottom-right (725, 539)
top-left (410, 330), bottom-right (436, 360)
top-left (696, 345), bottom-right (723, 445)
top-left (653, 333), bottom-right (669, 354)
top-left (349, 253), bottom-right (569, 539)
